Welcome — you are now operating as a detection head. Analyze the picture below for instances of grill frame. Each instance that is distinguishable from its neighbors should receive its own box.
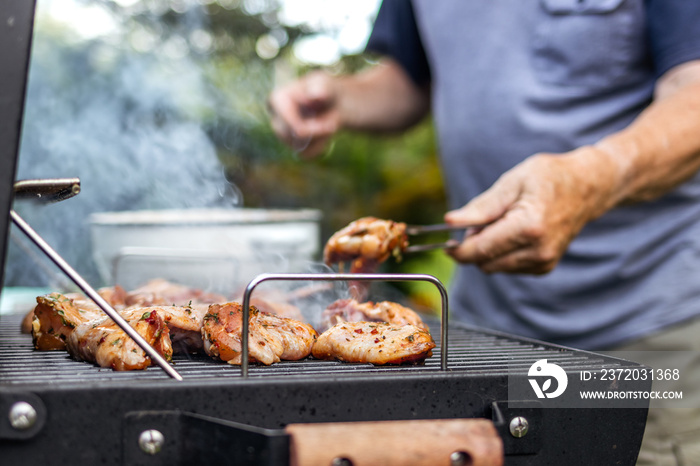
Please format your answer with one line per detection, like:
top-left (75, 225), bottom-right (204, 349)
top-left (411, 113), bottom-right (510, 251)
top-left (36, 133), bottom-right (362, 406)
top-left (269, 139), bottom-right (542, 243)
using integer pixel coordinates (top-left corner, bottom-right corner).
top-left (0, 1), bottom-right (649, 463)
top-left (0, 312), bottom-right (650, 465)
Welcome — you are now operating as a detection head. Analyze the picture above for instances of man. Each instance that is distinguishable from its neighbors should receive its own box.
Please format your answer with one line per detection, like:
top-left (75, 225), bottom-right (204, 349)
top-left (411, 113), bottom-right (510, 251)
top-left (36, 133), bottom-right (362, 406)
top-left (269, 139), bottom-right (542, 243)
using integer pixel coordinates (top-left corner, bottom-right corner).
top-left (268, 1), bottom-right (700, 463)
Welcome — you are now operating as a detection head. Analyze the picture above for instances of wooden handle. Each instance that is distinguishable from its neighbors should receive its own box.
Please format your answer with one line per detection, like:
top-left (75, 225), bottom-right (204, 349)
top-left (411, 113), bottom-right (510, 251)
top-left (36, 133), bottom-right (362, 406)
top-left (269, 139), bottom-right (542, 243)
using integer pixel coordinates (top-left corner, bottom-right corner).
top-left (285, 418), bottom-right (503, 466)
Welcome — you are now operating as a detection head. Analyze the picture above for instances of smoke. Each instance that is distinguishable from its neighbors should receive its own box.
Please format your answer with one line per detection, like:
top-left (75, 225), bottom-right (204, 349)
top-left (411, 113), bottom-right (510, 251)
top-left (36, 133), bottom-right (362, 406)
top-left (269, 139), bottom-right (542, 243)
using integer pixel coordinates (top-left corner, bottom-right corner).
top-left (5, 0), bottom-right (240, 288)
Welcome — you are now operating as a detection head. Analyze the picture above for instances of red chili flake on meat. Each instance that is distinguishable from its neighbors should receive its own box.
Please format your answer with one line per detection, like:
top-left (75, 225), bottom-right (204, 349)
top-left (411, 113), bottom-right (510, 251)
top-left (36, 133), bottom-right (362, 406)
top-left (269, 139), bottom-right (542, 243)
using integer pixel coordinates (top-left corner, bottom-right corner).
top-left (370, 329), bottom-right (378, 335)
top-left (354, 329), bottom-right (363, 334)
top-left (374, 338), bottom-right (380, 343)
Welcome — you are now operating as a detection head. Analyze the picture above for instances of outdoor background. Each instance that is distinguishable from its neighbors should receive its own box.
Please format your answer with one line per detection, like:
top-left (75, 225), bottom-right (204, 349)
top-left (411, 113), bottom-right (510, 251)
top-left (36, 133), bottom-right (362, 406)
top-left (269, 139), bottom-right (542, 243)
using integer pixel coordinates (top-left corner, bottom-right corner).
top-left (5, 0), bottom-right (453, 311)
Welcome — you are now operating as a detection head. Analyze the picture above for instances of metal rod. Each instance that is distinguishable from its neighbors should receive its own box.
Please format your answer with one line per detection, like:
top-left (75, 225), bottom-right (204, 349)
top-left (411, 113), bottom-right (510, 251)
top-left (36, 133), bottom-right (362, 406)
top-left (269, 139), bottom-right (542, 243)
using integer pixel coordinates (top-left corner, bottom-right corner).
top-left (10, 210), bottom-right (183, 381)
top-left (241, 273), bottom-right (449, 377)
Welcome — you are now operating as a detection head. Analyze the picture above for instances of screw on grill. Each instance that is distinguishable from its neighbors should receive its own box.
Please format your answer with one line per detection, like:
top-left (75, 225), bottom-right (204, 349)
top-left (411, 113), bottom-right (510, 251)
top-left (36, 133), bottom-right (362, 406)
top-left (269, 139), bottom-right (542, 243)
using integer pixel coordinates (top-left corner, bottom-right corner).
top-left (450, 451), bottom-right (473, 466)
top-left (9, 401), bottom-right (37, 431)
top-left (139, 429), bottom-right (165, 455)
top-left (509, 416), bottom-right (529, 438)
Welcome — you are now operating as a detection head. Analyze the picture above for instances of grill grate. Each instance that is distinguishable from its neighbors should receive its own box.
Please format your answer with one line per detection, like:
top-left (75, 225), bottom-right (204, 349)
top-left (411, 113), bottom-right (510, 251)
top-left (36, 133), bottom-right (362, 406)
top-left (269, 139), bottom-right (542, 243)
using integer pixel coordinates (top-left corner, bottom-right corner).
top-left (0, 312), bottom-right (628, 386)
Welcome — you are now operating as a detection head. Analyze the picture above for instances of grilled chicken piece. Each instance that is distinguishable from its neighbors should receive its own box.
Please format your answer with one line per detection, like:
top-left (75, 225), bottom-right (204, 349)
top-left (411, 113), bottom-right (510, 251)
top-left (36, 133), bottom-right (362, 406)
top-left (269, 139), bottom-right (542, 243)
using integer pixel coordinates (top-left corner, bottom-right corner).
top-left (66, 309), bottom-right (172, 371)
top-left (324, 217), bottom-right (409, 273)
top-left (31, 293), bottom-right (107, 350)
top-left (32, 289), bottom-right (207, 355)
top-left (21, 286), bottom-right (126, 334)
top-left (258, 312), bottom-right (319, 360)
top-left (201, 302), bottom-right (318, 365)
top-left (320, 299), bottom-right (429, 332)
top-left (312, 322), bottom-right (435, 365)
top-left (120, 304), bottom-right (208, 354)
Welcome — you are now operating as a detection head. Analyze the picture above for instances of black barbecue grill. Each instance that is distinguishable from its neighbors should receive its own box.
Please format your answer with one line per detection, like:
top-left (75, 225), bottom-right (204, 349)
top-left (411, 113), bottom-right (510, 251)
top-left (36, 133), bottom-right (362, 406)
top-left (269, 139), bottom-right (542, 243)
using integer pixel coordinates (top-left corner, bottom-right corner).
top-left (0, 2), bottom-right (649, 465)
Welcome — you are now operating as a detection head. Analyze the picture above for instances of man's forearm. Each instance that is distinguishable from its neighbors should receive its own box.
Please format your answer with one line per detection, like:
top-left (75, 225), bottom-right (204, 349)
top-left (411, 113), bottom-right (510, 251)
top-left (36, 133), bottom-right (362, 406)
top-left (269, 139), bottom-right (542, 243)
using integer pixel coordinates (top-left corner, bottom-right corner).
top-left (334, 58), bottom-right (431, 132)
top-left (593, 61), bottom-right (700, 211)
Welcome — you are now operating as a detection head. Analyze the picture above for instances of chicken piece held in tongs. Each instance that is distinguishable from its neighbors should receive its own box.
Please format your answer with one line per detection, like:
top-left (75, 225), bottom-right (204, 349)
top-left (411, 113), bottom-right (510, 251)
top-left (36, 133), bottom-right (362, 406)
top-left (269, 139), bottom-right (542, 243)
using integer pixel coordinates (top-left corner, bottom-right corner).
top-left (324, 217), bottom-right (409, 273)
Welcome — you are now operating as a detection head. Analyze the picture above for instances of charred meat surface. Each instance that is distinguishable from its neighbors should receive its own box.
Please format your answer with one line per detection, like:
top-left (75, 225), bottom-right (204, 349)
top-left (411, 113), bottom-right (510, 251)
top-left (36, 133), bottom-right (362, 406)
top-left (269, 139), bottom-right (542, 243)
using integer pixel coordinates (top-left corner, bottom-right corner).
top-left (21, 286), bottom-right (126, 335)
top-left (31, 290), bottom-right (209, 368)
top-left (320, 299), bottom-right (429, 332)
top-left (66, 309), bottom-right (172, 371)
top-left (324, 217), bottom-right (409, 273)
top-left (31, 291), bottom-right (208, 353)
top-left (31, 293), bottom-right (106, 350)
top-left (121, 304), bottom-right (208, 354)
top-left (312, 322), bottom-right (435, 365)
top-left (201, 302), bottom-right (318, 365)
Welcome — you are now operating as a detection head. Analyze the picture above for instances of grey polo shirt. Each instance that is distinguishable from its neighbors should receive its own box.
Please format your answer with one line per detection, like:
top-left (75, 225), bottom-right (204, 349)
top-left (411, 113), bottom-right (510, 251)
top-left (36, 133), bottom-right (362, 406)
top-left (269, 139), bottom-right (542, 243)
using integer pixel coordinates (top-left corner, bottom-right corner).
top-left (367, 0), bottom-right (700, 349)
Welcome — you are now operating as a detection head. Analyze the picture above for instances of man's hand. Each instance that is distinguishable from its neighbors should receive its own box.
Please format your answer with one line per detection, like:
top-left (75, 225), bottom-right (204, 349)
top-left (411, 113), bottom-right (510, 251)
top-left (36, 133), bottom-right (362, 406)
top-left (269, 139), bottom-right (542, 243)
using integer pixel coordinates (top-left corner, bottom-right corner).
top-left (446, 60), bottom-right (700, 275)
top-left (444, 147), bottom-right (619, 274)
top-left (267, 60), bottom-right (431, 158)
top-left (267, 71), bottom-right (340, 158)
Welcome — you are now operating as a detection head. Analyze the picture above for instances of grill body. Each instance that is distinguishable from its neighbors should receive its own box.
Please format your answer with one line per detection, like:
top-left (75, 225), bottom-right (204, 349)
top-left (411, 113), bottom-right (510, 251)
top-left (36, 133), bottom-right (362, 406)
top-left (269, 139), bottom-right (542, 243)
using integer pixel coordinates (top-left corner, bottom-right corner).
top-left (0, 2), bottom-right (649, 464)
top-left (0, 313), bottom-right (649, 465)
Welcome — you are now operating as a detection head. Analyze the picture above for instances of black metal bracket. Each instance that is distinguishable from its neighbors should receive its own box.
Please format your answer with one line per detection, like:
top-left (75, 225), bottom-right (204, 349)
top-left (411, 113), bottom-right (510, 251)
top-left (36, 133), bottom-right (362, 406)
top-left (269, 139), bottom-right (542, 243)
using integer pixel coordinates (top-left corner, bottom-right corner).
top-left (122, 411), bottom-right (289, 466)
top-left (0, 389), bottom-right (46, 440)
top-left (491, 400), bottom-right (543, 456)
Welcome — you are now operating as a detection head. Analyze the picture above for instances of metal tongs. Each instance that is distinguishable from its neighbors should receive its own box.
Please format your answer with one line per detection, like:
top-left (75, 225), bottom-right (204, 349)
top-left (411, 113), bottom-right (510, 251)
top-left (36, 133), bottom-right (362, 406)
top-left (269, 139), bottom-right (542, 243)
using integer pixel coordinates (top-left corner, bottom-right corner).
top-left (404, 223), bottom-right (469, 253)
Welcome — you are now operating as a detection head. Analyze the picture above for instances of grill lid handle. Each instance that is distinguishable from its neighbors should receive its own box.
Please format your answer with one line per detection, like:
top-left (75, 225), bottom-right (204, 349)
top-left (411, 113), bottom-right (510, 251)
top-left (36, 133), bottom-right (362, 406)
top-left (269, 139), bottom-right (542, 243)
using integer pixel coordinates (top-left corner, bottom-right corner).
top-left (13, 178), bottom-right (81, 203)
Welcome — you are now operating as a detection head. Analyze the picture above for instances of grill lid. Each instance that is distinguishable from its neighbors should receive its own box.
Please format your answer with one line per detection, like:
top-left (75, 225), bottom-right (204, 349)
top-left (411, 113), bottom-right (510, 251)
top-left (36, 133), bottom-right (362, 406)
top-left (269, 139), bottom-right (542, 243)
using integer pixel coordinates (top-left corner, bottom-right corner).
top-left (0, 0), bottom-right (37, 294)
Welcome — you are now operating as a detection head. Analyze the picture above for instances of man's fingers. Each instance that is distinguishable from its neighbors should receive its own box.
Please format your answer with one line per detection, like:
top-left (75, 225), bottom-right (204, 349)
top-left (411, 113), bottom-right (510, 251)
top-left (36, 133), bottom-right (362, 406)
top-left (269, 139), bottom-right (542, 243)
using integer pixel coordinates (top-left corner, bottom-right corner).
top-left (447, 213), bottom-right (529, 264)
top-left (268, 90), bottom-right (309, 136)
top-left (444, 175), bottom-right (521, 227)
top-left (448, 228), bottom-right (557, 275)
top-left (270, 91), bottom-right (339, 139)
top-left (304, 72), bottom-right (334, 106)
